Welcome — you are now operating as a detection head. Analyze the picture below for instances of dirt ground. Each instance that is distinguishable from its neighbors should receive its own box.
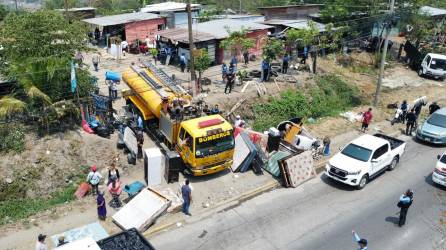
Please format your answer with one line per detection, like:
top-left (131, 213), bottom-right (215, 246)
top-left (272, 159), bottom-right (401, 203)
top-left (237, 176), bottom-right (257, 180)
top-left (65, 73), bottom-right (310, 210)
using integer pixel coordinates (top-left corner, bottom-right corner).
top-left (1, 48), bottom-right (445, 249)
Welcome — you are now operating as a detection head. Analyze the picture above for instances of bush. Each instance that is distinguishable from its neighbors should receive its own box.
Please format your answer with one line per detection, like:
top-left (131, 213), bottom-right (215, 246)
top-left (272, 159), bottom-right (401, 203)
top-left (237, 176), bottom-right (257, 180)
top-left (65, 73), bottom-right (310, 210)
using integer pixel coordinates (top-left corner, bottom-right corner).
top-left (253, 75), bottom-right (361, 131)
top-left (0, 124), bottom-right (25, 153)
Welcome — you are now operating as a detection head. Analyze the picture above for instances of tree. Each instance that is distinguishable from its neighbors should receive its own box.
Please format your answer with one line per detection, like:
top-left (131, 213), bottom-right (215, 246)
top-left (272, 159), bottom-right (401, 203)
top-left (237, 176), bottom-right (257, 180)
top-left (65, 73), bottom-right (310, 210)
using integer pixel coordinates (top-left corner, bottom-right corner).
top-left (194, 49), bottom-right (212, 91)
top-left (220, 27), bottom-right (255, 58)
top-left (262, 38), bottom-right (284, 63)
top-left (0, 5), bottom-right (9, 22)
top-left (0, 10), bottom-right (94, 123)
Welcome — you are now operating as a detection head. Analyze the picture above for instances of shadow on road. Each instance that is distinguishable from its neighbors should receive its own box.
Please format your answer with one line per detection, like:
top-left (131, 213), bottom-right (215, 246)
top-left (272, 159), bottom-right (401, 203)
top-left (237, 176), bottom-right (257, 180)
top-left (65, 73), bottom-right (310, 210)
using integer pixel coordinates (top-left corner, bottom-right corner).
top-left (411, 136), bottom-right (446, 148)
top-left (320, 174), bottom-right (356, 192)
top-left (385, 216), bottom-right (400, 226)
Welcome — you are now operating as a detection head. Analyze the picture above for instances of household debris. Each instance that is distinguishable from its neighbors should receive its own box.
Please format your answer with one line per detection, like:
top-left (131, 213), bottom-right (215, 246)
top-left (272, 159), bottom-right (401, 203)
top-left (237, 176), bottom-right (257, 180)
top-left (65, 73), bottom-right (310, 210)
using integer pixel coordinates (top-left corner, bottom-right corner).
top-left (97, 228), bottom-right (155, 250)
top-left (51, 222), bottom-right (109, 247)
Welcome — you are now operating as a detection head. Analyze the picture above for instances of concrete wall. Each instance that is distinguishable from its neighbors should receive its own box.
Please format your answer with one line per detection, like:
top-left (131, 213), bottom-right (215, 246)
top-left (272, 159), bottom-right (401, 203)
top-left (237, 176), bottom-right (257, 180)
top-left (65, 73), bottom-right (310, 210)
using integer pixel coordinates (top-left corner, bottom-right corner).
top-left (125, 18), bottom-right (166, 43)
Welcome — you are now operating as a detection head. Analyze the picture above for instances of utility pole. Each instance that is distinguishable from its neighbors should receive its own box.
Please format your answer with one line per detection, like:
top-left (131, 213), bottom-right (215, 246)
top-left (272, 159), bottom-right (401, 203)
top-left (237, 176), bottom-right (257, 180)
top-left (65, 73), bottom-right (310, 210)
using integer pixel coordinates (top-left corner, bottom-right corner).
top-left (239, 0), bottom-right (242, 14)
top-left (14, 0), bottom-right (18, 12)
top-left (374, 0), bottom-right (395, 107)
top-left (186, 0), bottom-right (196, 96)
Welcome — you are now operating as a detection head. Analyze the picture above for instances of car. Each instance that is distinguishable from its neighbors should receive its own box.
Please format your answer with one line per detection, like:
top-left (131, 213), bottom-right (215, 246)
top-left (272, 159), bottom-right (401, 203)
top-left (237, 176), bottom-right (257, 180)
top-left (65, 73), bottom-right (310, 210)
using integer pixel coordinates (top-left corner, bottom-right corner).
top-left (418, 53), bottom-right (446, 81)
top-left (432, 152), bottom-right (446, 187)
top-left (416, 107), bottom-right (446, 144)
top-left (325, 134), bottom-right (406, 189)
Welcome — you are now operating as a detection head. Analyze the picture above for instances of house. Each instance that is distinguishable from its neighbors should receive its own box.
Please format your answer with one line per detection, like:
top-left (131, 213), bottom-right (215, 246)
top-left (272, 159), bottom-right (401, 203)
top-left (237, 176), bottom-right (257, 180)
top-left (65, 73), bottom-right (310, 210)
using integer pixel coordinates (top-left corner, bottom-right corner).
top-left (260, 19), bottom-right (327, 35)
top-left (83, 12), bottom-right (166, 44)
top-left (57, 7), bottom-right (96, 19)
top-left (141, 1), bottom-right (202, 28)
top-left (155, 19), bottom-right (272, 65)
top-left (258, 4), bottom-right (323, 21)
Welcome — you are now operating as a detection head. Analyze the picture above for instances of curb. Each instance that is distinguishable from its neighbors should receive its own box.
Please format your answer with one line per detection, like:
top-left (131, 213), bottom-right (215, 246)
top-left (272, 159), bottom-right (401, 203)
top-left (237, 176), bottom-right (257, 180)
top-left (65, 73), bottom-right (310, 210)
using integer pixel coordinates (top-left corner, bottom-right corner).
top-left (144, 179), bottom-right (280, 237)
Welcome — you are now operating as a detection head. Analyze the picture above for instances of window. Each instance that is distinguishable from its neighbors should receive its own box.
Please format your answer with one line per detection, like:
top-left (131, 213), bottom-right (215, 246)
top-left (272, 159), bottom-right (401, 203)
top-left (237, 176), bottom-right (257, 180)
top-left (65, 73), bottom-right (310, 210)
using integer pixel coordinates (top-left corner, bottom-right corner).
top-left (372, 144), bottom-right (389, 159)
top-left (184, 132), bottom-right (193, 149)
top-left (425, 55), bottom-right (431, 65)
top-left (341, 144), bottom-right (372, 162)
top-left (178, 127), bottom-right (186, 140)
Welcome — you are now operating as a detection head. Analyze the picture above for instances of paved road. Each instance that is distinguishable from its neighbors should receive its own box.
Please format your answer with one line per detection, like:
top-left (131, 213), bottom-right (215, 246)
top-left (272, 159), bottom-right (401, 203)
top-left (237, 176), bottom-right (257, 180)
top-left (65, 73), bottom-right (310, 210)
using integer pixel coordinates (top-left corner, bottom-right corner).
top-left (149, 137), bottom-right (446, 250)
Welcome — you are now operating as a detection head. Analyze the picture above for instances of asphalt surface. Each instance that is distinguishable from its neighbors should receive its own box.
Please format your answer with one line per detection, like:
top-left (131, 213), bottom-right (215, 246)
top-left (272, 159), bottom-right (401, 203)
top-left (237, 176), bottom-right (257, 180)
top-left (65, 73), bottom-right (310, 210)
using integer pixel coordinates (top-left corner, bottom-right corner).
top-left (149, 137), bottom-right (446, 250)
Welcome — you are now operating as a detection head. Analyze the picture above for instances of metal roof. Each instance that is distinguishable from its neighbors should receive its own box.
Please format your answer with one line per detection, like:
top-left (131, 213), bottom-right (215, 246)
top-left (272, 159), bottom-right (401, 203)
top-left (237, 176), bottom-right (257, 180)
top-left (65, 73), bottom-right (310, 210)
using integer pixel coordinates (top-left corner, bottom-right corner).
top-left (83, 12), bottom-right (161, 27)
top-left (156, 28), bottom-right (215, 43)
top-left (56, 7), bottom-right (96, 11)
top-left (419, 6), bottom-right (446, 16)
top-left (141, 1), bottom-right (201, 13)
top-left (258, 4), bottom-right (323, 10)
top-left (180, 19), bottom-right (272, 40)
top-left (260, 19), bottom-right (326, 31)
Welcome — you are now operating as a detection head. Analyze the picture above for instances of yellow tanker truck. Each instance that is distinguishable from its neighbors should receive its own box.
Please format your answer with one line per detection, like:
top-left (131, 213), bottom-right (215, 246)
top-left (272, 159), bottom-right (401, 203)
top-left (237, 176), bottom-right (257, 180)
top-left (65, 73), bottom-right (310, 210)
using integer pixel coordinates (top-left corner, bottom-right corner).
top-left (122, 61), bottom-right (234, 176)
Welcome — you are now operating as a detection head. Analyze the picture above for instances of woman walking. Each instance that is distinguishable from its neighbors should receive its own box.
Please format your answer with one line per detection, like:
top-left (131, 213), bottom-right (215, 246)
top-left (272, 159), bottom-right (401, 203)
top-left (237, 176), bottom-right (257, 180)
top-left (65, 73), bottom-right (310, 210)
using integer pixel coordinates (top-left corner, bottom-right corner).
top-left (97, 191), bottom-right (107, 220)
top-left (108, 163), bottom-right (120, 185)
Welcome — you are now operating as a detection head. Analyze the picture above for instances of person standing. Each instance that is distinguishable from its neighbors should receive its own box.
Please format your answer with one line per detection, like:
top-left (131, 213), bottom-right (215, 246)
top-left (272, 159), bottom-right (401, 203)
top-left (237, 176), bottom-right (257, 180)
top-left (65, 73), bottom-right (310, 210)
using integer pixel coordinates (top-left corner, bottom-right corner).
top-left (94, 27), bottom-right (100, 42)
top-left (108, 163), bottom-right (120, 185)
top-left (87, 165), bottom-right (102, 196)
top-left (400, 100), bottom-right (409, 124)
top-left (75, 51), bottom-right (84, 66)
top-left (429, 102), bottom-right (440, 115)
top-left (225, 64), bottom-right (235, 94)
top-left (413, 98), bottom-right (426, 117)
top-left (397, 189), bottom-right (414, 227)
top-left (261, 59), bottom-right (270, 82)
top-left (181, 179), bottom-right (192, 216)
top-left (361, 108), bottom-right (373, 132)
top-left (282, 54), bottom-right (290, 74)
top-left (211, 104), bottom-right (220, 115)
top-left (137, 131), bottom-right (144, 159)
top-left (234, 115), bottom-right (242, 127)
top-left (301, 46), bottom-right (308, 64)
top-left (97, 190), bottom-right (107, 220)
top-left (405, 109), bottom-right (417, 136)
top-left (92, 52), bottom-right (100, 72)
top-left (230, 55), bottom-right (238, 68)
top-left (108, 179), bottom-right (122, 208)
top-left (243, 51), bottom-right (249, 66)
top-left (179, 53), bottom-right (186, 73)
top-left (35, 234), bottom-right (47, 250)
top-left (352, 231), bottom-right (368, 250)
top-left (221, 63), bottom-right (228, 83)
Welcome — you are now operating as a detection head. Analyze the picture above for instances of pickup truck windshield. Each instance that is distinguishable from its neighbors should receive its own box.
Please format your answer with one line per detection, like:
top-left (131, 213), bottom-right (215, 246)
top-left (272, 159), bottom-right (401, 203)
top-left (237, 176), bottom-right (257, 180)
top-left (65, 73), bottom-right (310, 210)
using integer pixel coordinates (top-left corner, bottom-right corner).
top-left (427, 114), bottom-right (446, 128)
top-left (341, 144), bottom-right (372, 162)
top-left (440, 155), bottom-right (446, 164)
top-left (195, 131), bottom-right (234, 157)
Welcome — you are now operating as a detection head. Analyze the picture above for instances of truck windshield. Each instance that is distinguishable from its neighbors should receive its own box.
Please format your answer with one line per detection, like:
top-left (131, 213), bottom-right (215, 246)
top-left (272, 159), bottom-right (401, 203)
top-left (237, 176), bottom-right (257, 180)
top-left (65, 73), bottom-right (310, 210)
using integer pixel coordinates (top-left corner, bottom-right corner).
top-left (195, 131), bottom-right (234, 157)
top-left (427, 114), bottom-right (446, 128)
top-left (440, 154), bottom-right (446, 164)
top-left (341, 144), bottom-right (372, 162)
top-left (430, 59), bottom-right (446, 70)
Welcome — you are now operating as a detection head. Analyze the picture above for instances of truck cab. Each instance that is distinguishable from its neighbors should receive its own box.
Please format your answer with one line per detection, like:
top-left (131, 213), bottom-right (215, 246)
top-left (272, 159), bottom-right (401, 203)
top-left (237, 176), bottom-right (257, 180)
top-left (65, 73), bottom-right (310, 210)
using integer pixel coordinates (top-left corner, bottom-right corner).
top-left (325, 134), bottom-right (406, 189)
top-left (418, 53), bottom-right (446, 81)
top-left (175, 115), bottom-right (235, 176)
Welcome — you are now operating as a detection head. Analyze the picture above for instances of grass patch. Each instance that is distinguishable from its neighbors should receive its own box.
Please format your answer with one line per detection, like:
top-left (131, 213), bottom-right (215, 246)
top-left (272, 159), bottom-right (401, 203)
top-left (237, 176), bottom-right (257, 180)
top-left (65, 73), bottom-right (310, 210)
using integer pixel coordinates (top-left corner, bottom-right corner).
top-left (0, 123), bottom-right (25, 154)
top-left (253, 74), bottom-right (361, 131)
top-left (0, 165), bottom-right (89, 225)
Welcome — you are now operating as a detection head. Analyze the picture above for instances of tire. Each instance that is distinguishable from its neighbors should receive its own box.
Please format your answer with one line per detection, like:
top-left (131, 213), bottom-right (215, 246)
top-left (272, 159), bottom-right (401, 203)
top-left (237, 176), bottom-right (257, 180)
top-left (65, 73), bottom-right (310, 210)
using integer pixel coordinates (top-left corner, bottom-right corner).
top-left (388, 156), bottom-right (399, 171)
top-left (357, 175), bottom-right (368, 190)
top-left (418, 69), bottom-right (423, 77)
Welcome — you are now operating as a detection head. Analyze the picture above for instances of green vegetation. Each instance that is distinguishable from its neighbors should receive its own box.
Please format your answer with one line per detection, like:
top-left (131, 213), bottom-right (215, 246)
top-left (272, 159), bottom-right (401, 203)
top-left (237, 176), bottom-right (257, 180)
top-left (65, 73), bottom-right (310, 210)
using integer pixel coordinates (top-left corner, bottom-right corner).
top-left (262, 38), bottom-right (284, 62)
top-left (220, 28), bottom-right (255, 57)
top-left (194, 49), bottom-right (213, 85)
top-left (253, 75), bottom-right (361, 131)
top-left (0, 124), bottom-right (25, 153)
top-left (0, 165), bottom-right (89, 225)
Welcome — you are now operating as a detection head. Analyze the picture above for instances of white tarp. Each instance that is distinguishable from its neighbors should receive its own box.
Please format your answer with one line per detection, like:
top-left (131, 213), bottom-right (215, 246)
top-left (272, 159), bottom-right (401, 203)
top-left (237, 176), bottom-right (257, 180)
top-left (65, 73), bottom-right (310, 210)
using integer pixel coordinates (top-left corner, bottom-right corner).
top-left (124, 127), bottom-right (138, 155)
top-left (144, 147), bottom-right (164, 187)
top-left (231, 134), bottom-right (250, 172)
top-left (112, 188), bottom-right (171, 231)
top-left (56, 237), bottom-right (101, 250)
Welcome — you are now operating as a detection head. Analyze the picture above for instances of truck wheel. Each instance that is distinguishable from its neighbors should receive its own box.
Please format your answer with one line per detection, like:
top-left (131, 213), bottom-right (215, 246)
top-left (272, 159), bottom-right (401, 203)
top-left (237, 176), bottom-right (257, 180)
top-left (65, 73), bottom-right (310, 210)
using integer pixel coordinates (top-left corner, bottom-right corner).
top-left (418, 69), bottom-right (423, 77)
top-left (357, 175), bottom-right (368, 190)
top-left (388, 156), bottom-right (399, 171)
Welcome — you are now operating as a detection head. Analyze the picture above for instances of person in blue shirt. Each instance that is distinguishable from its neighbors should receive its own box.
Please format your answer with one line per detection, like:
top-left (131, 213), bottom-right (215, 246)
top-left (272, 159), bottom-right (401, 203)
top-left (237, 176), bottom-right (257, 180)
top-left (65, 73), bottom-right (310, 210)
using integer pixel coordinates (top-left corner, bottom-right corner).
top-left (181, 179), bottom-right (192, 216)
top-left (400, 100), bottom-right (409, 124)
top-left (179, 53), bottom-right (186, 73)
top-left (137, 116), bottom-right (144, 130)
top-left (230, 56), bottom-right (237, 67)
top-left (301, 46), bottom-right (308, 64)
top-left (352, 230), bottom-right (368, 250)
top-left (398, 189), bottom-right (413, 227)
top-left (221, 63), bottom-right (228, 82)
top-left (261, 59), bottom-right (270, 82)
top-left (282, 54), bottom-right (290, 74)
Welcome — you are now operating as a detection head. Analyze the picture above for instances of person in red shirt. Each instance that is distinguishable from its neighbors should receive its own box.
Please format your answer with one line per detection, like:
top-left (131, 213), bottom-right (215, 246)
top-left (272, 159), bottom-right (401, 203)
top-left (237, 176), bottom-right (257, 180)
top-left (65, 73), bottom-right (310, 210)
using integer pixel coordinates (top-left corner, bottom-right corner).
top-left (361, 108), bottom-right (373, 132)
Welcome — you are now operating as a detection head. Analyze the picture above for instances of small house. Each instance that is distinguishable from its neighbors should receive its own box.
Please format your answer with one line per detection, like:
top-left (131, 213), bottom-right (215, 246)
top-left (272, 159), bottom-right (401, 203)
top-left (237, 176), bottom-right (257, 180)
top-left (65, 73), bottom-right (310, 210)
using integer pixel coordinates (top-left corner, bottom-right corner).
top-left (141, 1), bottom-right (202, 28)
top-left (258, 4), bottom-right (323, 21)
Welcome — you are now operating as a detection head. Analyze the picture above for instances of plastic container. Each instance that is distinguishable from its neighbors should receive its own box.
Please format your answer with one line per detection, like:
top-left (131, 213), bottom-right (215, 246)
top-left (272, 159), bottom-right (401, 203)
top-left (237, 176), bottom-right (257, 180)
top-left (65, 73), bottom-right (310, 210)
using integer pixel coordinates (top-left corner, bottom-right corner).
top-left (105, 71), bottom-right (121, 81)
top-left (96, 228), bottom-right (155, 250)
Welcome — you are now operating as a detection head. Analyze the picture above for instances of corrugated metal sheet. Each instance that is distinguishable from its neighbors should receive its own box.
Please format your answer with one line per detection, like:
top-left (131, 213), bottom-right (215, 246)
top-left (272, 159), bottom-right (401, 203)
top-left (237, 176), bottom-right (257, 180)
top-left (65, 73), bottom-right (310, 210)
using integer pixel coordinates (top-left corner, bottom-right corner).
top-left (83, 12), bottom-right (161, 27)
top-left (141, 2), bottom-right (201, 13)
top-left (260, 19), bottom-right (326, 31)
top-left (156, 28), bottom-right (215, 43)
top-left (179, 19), bottom-right (272, 40)
top-left (420, 6), bottom-right (446, 16)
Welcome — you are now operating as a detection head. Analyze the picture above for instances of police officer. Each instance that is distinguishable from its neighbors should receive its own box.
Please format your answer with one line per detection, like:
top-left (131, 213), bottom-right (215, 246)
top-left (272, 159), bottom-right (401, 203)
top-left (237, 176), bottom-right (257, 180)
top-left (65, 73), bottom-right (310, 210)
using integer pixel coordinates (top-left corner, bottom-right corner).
top-left (352, 230), bottom-right (368, 250)
top-left (397, 189), bottom-right (414, 227)
top-left (405, 109), bottom-right (417, 136)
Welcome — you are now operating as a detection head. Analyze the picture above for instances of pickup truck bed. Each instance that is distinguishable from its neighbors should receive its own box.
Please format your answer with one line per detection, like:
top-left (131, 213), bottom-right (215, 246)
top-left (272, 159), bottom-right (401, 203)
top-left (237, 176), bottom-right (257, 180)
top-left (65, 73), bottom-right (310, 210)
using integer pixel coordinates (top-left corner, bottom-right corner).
top-left (374, 133), bottom-right (404, 150)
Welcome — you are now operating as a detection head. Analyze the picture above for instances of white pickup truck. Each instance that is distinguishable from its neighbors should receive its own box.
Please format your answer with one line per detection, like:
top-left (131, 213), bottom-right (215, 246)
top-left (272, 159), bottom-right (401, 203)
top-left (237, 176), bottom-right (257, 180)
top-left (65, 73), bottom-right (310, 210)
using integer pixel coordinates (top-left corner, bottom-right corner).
top-left (325, 134), bottom-right (406, 189)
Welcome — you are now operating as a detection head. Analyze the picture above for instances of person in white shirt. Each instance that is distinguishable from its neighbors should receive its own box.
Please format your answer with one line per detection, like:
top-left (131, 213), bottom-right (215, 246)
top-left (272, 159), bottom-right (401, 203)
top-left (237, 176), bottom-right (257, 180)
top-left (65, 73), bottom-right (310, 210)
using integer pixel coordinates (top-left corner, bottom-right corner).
top-left (35, 234), bottom-right (47, 250)
top-left (87, 165), bottom-right (102, 195)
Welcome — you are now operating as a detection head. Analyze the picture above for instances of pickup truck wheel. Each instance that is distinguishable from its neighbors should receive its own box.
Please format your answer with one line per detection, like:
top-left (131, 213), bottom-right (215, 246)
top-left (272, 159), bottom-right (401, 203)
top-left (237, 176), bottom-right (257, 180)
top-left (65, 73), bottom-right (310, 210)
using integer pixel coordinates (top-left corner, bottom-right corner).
top-left (388, 156), bottom-right (399, 171)
top-left (418, 69), bottom-right (424, 77)
top-left (357, 175), bottom-right (368, 190)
